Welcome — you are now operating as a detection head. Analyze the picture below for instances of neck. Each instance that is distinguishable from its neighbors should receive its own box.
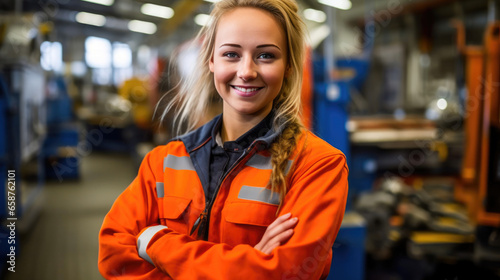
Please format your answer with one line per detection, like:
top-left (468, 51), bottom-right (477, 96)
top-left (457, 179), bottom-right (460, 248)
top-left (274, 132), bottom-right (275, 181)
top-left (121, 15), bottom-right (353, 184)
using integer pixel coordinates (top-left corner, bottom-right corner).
top-left (221, 110), bottom-right (270, 142)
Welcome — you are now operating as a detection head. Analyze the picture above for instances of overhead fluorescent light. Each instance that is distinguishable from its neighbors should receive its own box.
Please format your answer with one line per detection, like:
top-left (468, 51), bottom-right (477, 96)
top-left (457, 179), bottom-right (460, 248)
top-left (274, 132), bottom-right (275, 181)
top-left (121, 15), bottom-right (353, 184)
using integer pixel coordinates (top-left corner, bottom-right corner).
top-left (128, 20), bottom-right (157, 34)
top-left (194, 14), bottom-right (211, 26)
top-left (204, 0), bottom-right (220, 3)
top-left (81, 0), bottom-right (114, 6)
top-left (76, 12), bottom-right (106, 26)
top-left (303, 8), bottom-right (327, 23)
top-left (141, 3), bottom-right (174, 19)
top-left (318, 0), bottom-right (352, 10)
top-left (309, 24), bottom-right (331, 49)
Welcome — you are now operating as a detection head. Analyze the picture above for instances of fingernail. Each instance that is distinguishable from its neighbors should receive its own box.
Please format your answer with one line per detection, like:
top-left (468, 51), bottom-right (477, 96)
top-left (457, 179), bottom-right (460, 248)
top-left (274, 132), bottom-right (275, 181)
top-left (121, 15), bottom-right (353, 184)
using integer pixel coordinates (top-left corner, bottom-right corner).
top-left (284, 213), bottom-right (292, 218)
top-left (292, 217), bottom-right (298, 222)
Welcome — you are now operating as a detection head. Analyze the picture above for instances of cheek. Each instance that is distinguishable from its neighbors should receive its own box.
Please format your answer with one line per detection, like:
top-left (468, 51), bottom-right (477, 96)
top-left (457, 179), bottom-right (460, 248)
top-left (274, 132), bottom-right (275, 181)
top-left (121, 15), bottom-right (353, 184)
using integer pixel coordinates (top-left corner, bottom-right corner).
top-left (213, 63), bottom-right (233, 86)
top-left (262, 66), bottom-right (286, 88)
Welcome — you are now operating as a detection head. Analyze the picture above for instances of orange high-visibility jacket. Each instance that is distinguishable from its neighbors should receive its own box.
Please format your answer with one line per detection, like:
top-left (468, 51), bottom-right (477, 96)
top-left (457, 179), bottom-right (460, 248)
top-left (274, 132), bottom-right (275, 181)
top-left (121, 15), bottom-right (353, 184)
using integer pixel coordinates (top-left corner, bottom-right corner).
top-left (99, 115), bottom-right (348, 280)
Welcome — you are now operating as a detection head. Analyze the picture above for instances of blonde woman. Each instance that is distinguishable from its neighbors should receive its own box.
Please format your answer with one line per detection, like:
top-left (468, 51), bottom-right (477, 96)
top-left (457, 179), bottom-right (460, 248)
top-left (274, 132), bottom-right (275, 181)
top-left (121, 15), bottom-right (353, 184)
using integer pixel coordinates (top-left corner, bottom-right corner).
top-left (98, 0), bottom-right (348, 279)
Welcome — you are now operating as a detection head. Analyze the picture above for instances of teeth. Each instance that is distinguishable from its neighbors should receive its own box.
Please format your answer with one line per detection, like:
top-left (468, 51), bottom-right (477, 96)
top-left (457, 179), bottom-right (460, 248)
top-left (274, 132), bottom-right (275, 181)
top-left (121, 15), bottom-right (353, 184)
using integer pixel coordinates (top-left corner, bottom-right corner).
top-left (234, 86), bottom-right (260, 93)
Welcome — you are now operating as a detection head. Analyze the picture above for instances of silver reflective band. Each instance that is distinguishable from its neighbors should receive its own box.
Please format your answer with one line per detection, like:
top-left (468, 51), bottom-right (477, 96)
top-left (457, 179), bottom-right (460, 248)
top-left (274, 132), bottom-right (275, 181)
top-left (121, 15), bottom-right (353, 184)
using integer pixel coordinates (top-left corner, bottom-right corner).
top-left (156, 182), bottom-right (164, 198)
top-left (245, 154), bottom-right (293, 175)
top-left (137, 225), bottom-right (168, 265)
top-left (245, 154), bottom-right (272, 170)
top-left (238, 186), bottom-right (280, 205)
top-left (163, 155), bottom-right (195, 171)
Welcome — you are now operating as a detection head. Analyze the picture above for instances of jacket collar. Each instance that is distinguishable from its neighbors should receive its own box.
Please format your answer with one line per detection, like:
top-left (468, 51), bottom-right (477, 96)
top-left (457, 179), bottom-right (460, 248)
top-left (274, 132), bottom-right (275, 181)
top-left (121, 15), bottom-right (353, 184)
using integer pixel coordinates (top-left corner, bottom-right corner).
top-left (178, 113), bottom-right (283, 153)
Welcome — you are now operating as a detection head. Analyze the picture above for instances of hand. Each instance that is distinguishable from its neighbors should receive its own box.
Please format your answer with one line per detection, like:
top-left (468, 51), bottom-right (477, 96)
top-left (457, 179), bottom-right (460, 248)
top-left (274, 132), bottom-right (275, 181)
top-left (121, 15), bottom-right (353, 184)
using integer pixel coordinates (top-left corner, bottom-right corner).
top-left (254, 213), bottom-right (298, 254)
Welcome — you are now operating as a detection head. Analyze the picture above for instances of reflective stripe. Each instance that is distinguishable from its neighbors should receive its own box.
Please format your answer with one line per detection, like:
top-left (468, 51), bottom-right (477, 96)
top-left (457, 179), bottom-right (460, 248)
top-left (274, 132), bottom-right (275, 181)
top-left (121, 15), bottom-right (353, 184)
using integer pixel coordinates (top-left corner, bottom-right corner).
top-left (156, 182), bottom-right (164, 198)
top-left (245, 154), bottom-right (272, 170)
top-left (245, 154), bottom-right (293, 175)
top-left (137, 225), bottom-right (168, 265)
top-left (285, 160), bottom-right (293, 175)
top-left (163, 155), bottom-right (195, 171)
top-left (238, 185), bottom-right (280, 205)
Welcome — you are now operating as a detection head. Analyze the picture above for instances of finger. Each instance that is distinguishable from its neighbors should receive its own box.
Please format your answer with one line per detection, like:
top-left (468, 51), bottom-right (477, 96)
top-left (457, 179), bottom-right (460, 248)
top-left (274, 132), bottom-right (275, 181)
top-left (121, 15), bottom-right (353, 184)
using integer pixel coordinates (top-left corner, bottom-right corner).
top-left (263, 241), bottom-right (280, 255)
top-left (265, 217), bottom-right (298, 240)
top-left (267, 229), bottom-right (294, 248)
top-left (259, 214), bottom-right (294, 245)
top-left (261, 218), bottom-right (297, 247)
top-left (261, 229), bottom-right (294, 254)
top-left (254, 241), bottom-right (263, 252)
top-left (266, 213), bottom-right (292, 231)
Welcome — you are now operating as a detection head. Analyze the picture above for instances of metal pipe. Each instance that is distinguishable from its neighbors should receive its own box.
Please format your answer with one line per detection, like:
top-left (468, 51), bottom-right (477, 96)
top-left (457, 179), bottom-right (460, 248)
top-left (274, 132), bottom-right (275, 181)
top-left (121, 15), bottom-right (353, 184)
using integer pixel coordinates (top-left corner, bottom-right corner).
top-left (324, 5), bottom-right (335, 84)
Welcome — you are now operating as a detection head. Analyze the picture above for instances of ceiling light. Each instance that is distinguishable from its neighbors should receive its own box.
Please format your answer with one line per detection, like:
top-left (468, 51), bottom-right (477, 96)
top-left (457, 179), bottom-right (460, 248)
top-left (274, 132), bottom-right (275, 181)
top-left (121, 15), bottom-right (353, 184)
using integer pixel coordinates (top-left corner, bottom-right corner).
top-left (76, 12), bottom-right (106, 26)
top-left (437, 98), bottom-right (448, 110)
top-left (194, 14), bottom-right (211, 26)
top-left (128, 20), bottom-right (157, 34)
top-left (81, 0), bottom-right (114, 6)
top-left (318, 0), bottom-right (352, 10)
top-left (141, 3), bottom-right (174, 19)
top-left (303, 8), bottom-right (327, 23)
top-left (204, 0), bottom-right (220, 3)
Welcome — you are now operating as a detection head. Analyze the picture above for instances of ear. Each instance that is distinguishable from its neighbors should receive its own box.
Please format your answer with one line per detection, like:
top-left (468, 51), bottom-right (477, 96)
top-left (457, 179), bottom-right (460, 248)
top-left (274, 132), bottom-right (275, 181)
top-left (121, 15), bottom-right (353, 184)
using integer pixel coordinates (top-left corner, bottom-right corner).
top-left (209, 54), bottom-right (215, 73)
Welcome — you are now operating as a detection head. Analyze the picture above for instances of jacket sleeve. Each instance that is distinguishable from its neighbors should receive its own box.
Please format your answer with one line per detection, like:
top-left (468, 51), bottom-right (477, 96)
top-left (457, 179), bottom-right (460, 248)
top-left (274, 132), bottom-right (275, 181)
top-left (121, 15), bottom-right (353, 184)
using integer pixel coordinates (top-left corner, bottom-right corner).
top-left (98, 148), bottom-right (173, 280)
top-left (142, 153), bottom-right (348, 280)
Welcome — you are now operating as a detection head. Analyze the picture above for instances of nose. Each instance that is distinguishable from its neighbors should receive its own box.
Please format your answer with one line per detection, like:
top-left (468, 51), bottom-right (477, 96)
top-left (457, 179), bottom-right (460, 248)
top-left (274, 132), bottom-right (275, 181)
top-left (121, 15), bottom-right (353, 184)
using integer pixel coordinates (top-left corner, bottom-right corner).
top-left (237, 56), bottom-right (257, 81)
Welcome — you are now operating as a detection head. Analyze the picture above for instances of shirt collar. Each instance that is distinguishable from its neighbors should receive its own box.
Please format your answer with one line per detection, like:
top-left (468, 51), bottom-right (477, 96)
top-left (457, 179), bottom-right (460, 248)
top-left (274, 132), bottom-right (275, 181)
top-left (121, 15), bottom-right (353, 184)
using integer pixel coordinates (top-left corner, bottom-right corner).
top-left (211, 111), bottom-right (273, 149)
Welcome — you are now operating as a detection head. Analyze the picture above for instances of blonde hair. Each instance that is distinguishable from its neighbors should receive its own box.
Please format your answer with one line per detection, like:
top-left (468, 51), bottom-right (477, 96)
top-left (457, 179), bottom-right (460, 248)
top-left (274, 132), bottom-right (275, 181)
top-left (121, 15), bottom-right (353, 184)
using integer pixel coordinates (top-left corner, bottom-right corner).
top-left (160, 0), bottom-right (306, 205)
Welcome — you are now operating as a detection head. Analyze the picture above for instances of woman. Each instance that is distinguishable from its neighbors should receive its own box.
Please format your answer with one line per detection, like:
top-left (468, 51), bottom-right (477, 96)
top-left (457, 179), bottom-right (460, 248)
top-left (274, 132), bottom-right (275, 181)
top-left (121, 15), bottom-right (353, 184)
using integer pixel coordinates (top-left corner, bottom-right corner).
top-left (98, 0), bottom-right (348, 279)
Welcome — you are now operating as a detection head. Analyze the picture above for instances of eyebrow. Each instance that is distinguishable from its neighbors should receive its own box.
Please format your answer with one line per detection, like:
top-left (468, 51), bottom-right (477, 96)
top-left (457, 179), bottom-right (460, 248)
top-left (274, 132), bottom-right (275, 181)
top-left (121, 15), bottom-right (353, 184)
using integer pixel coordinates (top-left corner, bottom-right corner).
top-left (219, 43), bottom-right (281, 50)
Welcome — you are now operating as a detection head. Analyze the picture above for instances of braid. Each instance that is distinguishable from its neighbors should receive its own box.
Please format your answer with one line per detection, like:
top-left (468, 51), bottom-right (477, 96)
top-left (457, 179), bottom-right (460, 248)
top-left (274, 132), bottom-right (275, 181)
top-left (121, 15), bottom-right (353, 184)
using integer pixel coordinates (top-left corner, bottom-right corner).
top-left (269, 118), bottom-right (303, 208)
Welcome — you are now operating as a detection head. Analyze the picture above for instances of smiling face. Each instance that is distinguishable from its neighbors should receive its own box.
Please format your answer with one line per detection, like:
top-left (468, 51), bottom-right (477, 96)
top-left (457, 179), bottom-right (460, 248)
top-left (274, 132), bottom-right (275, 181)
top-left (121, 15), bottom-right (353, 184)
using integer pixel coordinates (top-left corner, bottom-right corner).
top-left (209, 7), bottom-right (288, 122)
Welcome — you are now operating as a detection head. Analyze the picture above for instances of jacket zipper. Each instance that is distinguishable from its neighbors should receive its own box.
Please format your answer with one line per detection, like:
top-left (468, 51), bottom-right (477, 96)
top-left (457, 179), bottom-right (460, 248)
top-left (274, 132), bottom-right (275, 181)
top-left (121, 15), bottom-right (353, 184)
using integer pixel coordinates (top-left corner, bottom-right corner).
top-left (190, 143), bottom-right (260, 238)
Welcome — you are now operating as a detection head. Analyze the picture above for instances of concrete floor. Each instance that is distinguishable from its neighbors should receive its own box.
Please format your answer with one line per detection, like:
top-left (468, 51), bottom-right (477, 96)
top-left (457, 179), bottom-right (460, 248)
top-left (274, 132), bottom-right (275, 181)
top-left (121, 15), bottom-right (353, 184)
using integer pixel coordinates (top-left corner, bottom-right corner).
top-left (5, 152), bottom-right (136, 280)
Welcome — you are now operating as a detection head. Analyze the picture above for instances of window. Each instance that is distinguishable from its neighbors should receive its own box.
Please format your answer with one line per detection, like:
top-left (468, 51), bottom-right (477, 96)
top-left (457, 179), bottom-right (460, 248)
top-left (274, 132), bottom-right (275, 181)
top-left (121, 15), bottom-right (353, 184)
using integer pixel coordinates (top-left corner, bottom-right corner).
top-left (85, 36), bottom-right (112, 68)
top-left (85, 36), bottom-right (133, 86)
top-left (40, 41), bottom-right (63, 72)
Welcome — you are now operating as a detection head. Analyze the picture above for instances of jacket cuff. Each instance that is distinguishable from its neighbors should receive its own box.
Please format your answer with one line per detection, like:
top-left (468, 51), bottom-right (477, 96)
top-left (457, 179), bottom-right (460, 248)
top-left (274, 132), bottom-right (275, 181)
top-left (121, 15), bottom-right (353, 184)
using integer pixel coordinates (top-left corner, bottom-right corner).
top-left (137, 225), bottom-right (168, 265)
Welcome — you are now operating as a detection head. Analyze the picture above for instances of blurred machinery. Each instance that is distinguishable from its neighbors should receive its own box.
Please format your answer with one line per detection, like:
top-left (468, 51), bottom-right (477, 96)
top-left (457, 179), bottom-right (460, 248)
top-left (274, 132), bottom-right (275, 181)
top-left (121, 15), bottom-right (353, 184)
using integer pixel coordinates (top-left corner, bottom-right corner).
top-left (0, 13), bottom-right (47, 273)
top-left (452, 18), bottom-right (500, 269)
top-left (314, 6), bottom-right (371, 280)
top-left (0, 62), bottom-right (46, 273)
top-left (350, 7), bottom-right (500, 280)
top-left (43, 75), bottom-right (80, 180)
top-left (316, 1), bottom-right (500, 279)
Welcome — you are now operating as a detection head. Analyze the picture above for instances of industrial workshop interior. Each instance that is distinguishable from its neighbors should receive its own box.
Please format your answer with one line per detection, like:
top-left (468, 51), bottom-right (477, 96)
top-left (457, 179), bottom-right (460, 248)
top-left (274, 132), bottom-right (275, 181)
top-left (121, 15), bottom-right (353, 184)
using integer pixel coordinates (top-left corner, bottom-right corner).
top-left (1, 0), bottom-right (500, 279)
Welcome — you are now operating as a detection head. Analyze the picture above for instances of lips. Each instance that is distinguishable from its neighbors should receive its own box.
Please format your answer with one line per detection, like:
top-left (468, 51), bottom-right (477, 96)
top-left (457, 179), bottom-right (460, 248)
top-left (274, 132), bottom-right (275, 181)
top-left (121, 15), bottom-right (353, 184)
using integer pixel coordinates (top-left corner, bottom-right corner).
top-left (231, 85), bottom-right (264, 97)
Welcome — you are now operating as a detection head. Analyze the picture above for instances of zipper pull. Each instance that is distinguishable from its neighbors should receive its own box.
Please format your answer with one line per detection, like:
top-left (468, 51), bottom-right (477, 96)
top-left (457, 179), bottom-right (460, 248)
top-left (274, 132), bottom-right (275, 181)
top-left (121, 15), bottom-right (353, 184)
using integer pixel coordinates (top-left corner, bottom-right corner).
top-left (190, 211), bottom-right (206, 236)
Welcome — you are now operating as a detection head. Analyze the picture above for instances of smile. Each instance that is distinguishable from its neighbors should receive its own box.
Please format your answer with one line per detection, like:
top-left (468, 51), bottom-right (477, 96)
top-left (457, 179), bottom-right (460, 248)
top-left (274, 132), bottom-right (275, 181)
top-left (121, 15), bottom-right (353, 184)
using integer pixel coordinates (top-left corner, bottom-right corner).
top-left (231, 86), bottom-right (264, 93)
top-left (230, 85), bottom-right (264, 97)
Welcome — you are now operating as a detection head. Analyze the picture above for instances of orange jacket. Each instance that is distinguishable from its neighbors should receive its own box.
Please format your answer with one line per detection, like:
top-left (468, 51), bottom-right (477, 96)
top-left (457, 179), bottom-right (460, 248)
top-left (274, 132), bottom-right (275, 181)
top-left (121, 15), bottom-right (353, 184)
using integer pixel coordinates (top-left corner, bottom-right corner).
top-left (99, 116), bottom-right (348, 279)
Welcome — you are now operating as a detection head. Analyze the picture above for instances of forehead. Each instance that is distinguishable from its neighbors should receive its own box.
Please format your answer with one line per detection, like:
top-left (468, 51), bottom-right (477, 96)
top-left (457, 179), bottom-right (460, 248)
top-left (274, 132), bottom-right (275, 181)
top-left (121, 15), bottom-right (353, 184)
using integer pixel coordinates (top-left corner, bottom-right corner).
top-left (215, 7), bottom-right (286, 47)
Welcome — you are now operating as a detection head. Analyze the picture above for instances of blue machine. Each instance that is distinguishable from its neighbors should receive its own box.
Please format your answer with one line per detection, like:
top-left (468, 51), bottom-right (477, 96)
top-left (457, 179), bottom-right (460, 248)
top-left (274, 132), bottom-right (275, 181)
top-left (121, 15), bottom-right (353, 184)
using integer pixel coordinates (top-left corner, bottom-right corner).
top-left (313, 57), bottom-right (371, 280)
top-left (329, 213), bottom-right (366, 280)
top-left (314, 80), bottom-right (351, 161)
top-left (43, 76), bottom-right (79, 180)
top-left (0, 63), bottom-right (47, 273)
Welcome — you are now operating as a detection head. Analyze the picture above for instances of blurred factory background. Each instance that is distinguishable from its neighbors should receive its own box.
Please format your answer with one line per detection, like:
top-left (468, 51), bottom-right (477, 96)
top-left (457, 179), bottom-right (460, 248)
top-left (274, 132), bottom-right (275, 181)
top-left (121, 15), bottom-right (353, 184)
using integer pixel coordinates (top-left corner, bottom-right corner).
top-left (1, 0), bottom-right (500, 279)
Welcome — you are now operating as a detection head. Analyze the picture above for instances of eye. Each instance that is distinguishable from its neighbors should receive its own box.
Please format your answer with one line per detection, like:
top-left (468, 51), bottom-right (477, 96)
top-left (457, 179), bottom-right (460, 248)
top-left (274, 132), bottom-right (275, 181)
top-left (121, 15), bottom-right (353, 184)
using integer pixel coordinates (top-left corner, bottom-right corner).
top-left (258, 53), bottom-right (275, 59)
top-left (223, 52), bottom-right (239, 58)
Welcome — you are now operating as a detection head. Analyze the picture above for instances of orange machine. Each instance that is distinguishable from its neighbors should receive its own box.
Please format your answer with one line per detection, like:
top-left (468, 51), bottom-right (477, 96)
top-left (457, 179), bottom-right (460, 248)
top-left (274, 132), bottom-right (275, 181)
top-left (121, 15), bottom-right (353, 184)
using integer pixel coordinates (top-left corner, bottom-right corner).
top-left (477, 22), bottom-right (500, 226)
top-left (455, 20), bottom-right (500, 227)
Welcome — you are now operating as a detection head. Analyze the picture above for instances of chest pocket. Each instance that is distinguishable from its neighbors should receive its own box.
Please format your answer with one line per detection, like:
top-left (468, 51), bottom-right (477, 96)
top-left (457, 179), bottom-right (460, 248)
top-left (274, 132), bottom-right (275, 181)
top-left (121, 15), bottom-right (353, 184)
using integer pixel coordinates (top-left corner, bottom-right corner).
top-left (161, 196), bottom-right (192, 234)
top-left (222, 202), bottom-right (278, 247)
